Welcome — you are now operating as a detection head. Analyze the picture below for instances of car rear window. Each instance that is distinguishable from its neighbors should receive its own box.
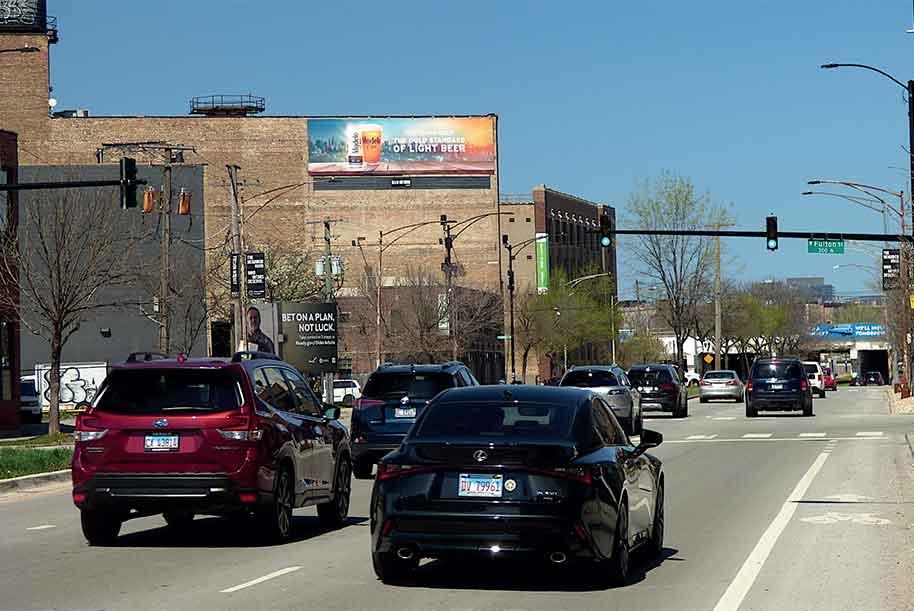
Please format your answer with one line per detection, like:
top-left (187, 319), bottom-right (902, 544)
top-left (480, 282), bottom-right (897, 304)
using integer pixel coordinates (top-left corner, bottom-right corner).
top-left (560, 370), bottom-right (619, 388)
top-left (751, 362), bottom-right (803, 380)
top-left (333, 380), bottom-right (356, 389)
top-left (20, 380), bottom-right (36, 395)
top-left (803, 364), bottom-right (819, 374)
top-left (94, 369), bottom-right (241, 414)
top-left (363, 372), bottom-right (452, 400)
top-left (703, 371), bottom-right (736, 380)
top-left (414, 400), bottom-right (574, 439)
top-left (627, 368), bottom-right (672, 386)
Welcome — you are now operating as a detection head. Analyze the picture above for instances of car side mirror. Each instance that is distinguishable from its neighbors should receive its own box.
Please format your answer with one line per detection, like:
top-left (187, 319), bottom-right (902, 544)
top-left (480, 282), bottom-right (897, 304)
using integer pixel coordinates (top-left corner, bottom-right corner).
top-left (631, 429), bottom-right (662, 458)
top-left (323, 405), bottom-right (341, 420)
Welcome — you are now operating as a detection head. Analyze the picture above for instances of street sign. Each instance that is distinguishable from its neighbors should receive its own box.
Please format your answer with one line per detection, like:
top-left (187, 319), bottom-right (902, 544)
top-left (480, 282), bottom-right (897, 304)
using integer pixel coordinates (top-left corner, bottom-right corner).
top-left (909, 295), bottom-right (914, 310)
top-left (229, 254), bottom-right (240, 298)
top-left (807, 238), bottom-right (844, 254)
top-left (278, 302), bottom-right (338, 373)
top-left (883, 249), bottom-right (900, 290)
top-left (245, 252), bottom-right (266, 298)
top-left (703, 354), bottom-right (714, 365)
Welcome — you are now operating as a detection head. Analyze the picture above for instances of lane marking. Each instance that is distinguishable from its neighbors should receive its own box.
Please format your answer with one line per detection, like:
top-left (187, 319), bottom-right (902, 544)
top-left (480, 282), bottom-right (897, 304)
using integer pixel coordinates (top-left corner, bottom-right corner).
top-left (25, 524), bottom-right (56, 531)
top-left (220, 566), bottom-right (302, 594)
top-left (712, 450), bottom-right (830, 611)
top-left (687, 434), bottom-right (718, 440)
top-left (742, 433), bottom-right (772, 438)
top-left (664, 435), bottom-right (891, 444)
top-left (798, 433), bottom-right (826, 438)
top-left (855, 431), bottom-right (883, 437)
top-left (800, 512), bottom-right (891, 525)
top-left (712, 416), bottom-right (737, 421)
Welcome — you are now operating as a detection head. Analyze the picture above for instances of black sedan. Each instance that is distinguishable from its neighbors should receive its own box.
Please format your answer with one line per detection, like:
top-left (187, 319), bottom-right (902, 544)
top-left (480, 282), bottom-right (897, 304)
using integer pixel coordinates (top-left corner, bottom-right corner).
top-left (369, 385), bottom-right (665, 584)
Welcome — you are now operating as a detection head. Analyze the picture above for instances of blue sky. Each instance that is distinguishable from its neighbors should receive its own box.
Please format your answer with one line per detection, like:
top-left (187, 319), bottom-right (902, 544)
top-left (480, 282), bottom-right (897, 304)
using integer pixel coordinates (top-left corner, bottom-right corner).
top-left (49, 1), bottom-right (914, 297)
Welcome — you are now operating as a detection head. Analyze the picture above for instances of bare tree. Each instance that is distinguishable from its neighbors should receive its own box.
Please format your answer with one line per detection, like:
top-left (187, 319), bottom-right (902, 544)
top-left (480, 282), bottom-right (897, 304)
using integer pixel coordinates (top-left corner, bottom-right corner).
top-left (384, 267), bottom-right (448, 362)
top-left (0, 187), bottom-right (144, 434)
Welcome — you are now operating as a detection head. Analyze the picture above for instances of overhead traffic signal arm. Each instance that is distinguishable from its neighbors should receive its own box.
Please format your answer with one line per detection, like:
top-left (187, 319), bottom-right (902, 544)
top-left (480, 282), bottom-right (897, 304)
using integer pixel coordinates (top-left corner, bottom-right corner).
top-left (0, 157), bottom-right (146, 209)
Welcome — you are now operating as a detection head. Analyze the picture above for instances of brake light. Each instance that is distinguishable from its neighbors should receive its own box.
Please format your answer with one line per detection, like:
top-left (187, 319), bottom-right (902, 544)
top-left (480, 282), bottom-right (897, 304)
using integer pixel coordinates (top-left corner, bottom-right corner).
top-left (700, 380), bottom-right (710, 386)
top-left (74, 413), bottom-right (107, 442)
top-left (659, 383), bottom-right (676, 392)
top-left (376, 463), bottom-right (436, 480)
top-left (216, 411), bottom-right (263, 441)
top-left (354, 398), bottom-right (384, 410)
top-left (747, 379), bottom-right (753, 392)
top-left (546, 466), bottom-right (593, 485)
top-left (727, 379), bottom-right (738, 386)
top-left (800, 379), bottom-right (809, 391)
top-left (72, 491), bottom-right (87, 505)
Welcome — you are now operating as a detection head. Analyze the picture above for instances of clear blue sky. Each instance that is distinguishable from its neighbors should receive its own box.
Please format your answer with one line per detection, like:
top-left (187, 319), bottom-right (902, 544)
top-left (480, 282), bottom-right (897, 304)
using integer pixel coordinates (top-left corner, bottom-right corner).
top-left (49, 1), bottom-right (914, 297)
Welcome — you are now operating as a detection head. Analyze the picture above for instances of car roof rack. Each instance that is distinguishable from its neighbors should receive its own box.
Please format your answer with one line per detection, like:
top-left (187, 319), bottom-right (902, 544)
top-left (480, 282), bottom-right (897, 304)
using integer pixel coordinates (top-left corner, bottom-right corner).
top-left (231, 351), bottom-right (281, 363)
top-left (126, 351), bottom-right (169, 363)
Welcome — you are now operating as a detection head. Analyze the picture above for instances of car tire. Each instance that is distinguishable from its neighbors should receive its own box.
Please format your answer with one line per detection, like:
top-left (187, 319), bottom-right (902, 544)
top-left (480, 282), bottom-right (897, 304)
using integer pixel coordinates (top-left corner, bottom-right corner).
top-left (819, 389), bottom-right (826, 399)
top-left (648, 481), bottom-right (664, 556)
top-left (352, 459), bottom-right (373, 480)
top-left (257, 467), bottom-right (294, 543)
top-left (746, 402), bottom-right (757, 418)
top-left (81, 509), bottom-right (121, 546)
top-left (635, 411), bottom-right (644, 436)
top-left (372, 550), bottom-right (418, 584)
top-left (163, 510), bottom-right (194, 531)
top-left (317, 458), bottom-right (351, 530)
top-left (607, 500), bottom-right (631, 585)
top-left (676, 398), bottom-right (689, 418)
top-left (803, 401), bottom-right (814, 417)
top-left (699, 397), bottom-right (707, 404)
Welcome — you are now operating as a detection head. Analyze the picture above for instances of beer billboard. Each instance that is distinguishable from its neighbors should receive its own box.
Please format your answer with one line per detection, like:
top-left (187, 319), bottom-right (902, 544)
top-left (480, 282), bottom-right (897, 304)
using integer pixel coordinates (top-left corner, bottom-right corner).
top-left (307, 116), bottom-right (495, 175)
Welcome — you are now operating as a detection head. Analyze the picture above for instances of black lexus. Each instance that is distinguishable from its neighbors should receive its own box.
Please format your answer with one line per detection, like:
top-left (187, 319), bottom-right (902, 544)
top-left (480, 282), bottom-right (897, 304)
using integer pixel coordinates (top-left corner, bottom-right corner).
top-left (369, 385), bottom-right (665, 584)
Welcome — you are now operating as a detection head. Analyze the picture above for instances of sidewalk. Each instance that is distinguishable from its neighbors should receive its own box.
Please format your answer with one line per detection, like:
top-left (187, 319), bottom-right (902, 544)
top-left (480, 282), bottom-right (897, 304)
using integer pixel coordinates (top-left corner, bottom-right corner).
top-left (885, 388), bottom-right (914, 415)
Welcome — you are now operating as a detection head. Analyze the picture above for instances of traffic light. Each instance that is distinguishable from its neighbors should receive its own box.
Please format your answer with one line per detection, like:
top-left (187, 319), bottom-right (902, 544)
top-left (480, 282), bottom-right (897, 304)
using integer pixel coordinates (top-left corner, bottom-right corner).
top-left (599, 213), bottom-right (612, 248)
top-left (119, 157), bottom-right (138, 209)
top-left (766, 215), bottom-right (778, 251)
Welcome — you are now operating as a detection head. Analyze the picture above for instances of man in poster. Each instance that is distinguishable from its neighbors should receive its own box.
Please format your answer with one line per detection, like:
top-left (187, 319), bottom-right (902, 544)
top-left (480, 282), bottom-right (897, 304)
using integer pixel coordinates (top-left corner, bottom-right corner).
top-left (246, 306), bottom-right (275, 354)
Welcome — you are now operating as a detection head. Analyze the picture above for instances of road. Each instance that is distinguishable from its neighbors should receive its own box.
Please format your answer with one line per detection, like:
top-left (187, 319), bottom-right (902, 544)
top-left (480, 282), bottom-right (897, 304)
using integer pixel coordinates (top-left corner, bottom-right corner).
top-left (2, 387), bottom-right (913, 611)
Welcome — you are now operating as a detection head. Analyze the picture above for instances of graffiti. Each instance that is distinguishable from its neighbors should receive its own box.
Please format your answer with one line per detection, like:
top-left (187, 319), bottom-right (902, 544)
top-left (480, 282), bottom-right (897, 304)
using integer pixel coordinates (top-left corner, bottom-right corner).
top-left (34, 362), bottom-right (108, 408)
top-left (0, 0), bottom-right (41, 27)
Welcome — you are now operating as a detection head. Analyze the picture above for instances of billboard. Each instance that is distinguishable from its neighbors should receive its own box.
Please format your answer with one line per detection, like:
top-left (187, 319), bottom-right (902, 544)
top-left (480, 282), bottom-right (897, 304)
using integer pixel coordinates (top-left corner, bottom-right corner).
top-left (811, 323), bottom-right (885, 340)
top-left (279, 302), bottom-right (338, 373)
top-left (307, 117), bottom-right (495, 175)
top-left (535, 233), bottom-right (550, 294)
top-left (0, 0), bottom-right (46, 32)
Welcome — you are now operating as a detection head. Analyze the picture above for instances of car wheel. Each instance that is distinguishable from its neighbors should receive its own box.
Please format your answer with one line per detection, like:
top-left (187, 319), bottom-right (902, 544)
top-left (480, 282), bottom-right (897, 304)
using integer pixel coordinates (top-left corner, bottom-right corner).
top-left (699, 397), bottom-right (707, 404)
top-left (372, 550), bottom-right (418, 584)
top-left (803, 401), bottom-right (814, 417)
top-left (258, 467), bottom-right (294, 542)
top-left (80, 509), bottom-right (121, 546)
top-left (607, 501), bottom-right (631, 585)
top-left (317, 458), bottom-right (351, 529)
top-left (746, 402), bottom-right (757, 418)
top-left (163, 510), bottom-right (194, 531)
top-left (635, 411), bottom-right (644, 436)
top-left (820, 389), bottom-right (826, 399)
top-left (353, 459), bottom-right (374, 480)
top-left (649, 481), bottom-right (664, 556)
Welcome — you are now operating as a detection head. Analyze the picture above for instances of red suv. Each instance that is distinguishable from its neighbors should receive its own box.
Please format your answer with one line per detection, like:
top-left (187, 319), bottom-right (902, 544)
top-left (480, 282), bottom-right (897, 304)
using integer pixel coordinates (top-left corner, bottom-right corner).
top-left (72, 351), bottom-right (352, 545)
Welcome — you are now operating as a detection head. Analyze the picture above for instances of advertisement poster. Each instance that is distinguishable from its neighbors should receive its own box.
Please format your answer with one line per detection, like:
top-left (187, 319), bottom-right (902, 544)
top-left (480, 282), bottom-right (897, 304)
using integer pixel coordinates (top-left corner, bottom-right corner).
top-left (245, 301), bottom-right (278, 354)
top-left (279, 302), bottom-right (338, 373)
top-left (535, 233), bottom-right (550, 294)
top-left (307, 117), bottom-right (495, 175)
top-left (811, 323), bottom-right (886, 340)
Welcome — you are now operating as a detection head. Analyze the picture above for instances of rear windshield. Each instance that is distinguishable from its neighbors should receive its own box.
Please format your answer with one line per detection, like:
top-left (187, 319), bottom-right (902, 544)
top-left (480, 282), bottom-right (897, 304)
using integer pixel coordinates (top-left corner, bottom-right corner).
top-left (20, 380), bottom-right (36, 395)
top-left (560, 370), bottom-right (619, 388)
top-left (94, 369), bottom-right (241, 414)
top-left (333, 380), bottom-right (356, 389)
top-left (804, 364), bottom-right (819, 374)
top-left (363, 372), bottom-right (452, 400)
top-left (627, 369), bottom-right (672, 386)
top-left (414, 400), bottom-right (574, 439)
top-left (751, 362), bottom-right (803, 380)
top-left (703, 371), bottom-right (736, 380)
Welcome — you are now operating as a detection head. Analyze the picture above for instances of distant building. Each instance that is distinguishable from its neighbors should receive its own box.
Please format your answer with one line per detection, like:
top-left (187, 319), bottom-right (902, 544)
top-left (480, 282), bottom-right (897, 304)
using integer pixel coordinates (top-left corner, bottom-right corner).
top-left (785, 277), bottom-right (835, 304)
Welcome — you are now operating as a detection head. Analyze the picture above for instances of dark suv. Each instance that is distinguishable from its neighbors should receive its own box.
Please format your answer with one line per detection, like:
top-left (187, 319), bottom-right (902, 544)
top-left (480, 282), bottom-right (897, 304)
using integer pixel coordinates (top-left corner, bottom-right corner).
top-left (71, 351), bottom-right (352, 545)
top-left (627, 364), bottom-right (689, 418)
top-left (351, 362), bottom-right (478, 479)
top-left (745, 358), bottom-right (813, 417)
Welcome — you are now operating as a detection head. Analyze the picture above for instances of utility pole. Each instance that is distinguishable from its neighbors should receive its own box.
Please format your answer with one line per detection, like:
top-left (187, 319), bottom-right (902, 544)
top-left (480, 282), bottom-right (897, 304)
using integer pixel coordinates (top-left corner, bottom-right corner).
top-left (714, 232), bottom-right (722, 370)
top-left (377, 231), bottom-right (383, 368)
top-left (159, 160), bottom-right (172, 354)
top-left (227, 165), bottom-right (247, 351)
top-left (440, 216), bottom-right (457, 361)
top-left (323, 221), bottom-right (334, 302)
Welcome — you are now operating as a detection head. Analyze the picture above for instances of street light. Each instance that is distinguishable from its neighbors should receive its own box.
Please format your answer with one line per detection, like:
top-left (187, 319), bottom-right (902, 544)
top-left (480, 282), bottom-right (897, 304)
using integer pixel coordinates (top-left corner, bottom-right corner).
top-left (0, 46), bottom-right (40, 55)
top-left (502, 235), bottom-right (540, 382)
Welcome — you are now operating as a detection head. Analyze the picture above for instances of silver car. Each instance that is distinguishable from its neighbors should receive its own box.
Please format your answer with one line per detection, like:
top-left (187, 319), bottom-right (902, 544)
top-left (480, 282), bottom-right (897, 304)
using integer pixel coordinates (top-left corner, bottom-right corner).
top-left (699, 370), bottom-right (744, 403)
top-left (559, 365), bottom-right (642, 434)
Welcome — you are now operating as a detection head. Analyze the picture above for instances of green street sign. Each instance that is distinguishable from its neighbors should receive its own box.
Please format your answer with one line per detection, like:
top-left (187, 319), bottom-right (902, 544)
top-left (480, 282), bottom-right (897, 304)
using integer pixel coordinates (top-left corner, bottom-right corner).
top-left (497, 335), bottom-right (512, 340)
top-left (807, 238), bottom-right (844, 254)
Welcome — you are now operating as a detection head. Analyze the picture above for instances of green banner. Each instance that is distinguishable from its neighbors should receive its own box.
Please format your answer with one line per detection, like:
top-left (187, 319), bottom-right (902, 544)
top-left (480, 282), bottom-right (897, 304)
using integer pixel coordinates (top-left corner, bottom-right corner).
top-left (807, 238), bottom-right (844, 254)
top-left (535, 233), bottom-right (549, 293)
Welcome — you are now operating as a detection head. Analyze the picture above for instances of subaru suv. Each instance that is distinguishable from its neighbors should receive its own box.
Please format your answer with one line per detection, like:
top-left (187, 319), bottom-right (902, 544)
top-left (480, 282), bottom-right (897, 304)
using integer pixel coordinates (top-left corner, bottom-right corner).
top-left (351, 362), bottom-right (478, 479)
top-left (71, 351), bottom-right (352, 545)
top-left (745, 358), bottom-right (813, 417)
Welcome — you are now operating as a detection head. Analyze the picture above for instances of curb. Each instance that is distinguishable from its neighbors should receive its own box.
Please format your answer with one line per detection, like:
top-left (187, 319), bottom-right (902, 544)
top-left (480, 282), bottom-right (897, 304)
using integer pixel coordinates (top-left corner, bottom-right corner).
top-left (0, 469), bottom-right (70, 494)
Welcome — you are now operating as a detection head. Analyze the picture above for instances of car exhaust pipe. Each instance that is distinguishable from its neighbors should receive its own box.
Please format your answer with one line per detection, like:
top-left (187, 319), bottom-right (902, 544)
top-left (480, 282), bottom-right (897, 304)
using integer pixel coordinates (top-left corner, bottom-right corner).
top-left (549, 551), bottom-right (567, 564)
top-left (396, 546), bottom-right (415, 561)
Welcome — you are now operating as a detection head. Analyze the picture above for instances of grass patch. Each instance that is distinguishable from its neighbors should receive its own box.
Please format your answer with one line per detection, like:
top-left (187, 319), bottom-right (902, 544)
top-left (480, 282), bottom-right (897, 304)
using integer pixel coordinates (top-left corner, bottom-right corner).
top-left (0, 433), bottom-right (74, 447)
top-left (688, 385), bottom-right (700, 398)
top-left (0, 447), bottom-right (72, 479)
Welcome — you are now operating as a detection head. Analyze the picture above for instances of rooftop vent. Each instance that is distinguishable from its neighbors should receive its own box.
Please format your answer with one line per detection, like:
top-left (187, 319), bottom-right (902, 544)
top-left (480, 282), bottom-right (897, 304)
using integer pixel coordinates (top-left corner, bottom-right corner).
top-left (189, 94), bottom-right (265, 117)
top-left (52, 108), bottom-right (90, 118)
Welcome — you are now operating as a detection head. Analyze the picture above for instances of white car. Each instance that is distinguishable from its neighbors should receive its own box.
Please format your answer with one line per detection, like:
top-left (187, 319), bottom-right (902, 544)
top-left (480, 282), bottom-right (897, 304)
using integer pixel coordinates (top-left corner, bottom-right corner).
top-left (19, 375), bottom-right (41, 424)
top-left (803, 361), bottom-right (827, 398)
top-left (684, 371), bottom-right (701, 387)
top-left (332, 379), bottom-right (362, 405)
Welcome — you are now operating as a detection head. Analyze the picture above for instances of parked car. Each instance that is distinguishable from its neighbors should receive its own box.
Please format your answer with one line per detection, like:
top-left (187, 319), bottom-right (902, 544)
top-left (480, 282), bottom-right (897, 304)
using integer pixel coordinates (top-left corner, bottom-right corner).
top-left (823, 367), bottom-right (838, 391)
top-left (19, 375), bottom-right (41, 424)
top-left (370, 385), bottom-right (665, 584)
top-left (683, 371), bottom-right (701, 387)
top-left (745, 358), bottom-right (813, 417)
top-left (862, 371), bottom-right (886, 386)
top-left (699, 370), bottom-right (744, 403)
top-left (627, 364), bottom-right (689, 418)
top-left (332, 378), bottom-right (362, 405)
top-left (802, 361), bottom-right (827, 398)
top-left (351, 361), bottom-right (478, 479)
top-left (71, 351), bottom-right (352, 545)
top-left (559, 365), bottom-right (642, 434)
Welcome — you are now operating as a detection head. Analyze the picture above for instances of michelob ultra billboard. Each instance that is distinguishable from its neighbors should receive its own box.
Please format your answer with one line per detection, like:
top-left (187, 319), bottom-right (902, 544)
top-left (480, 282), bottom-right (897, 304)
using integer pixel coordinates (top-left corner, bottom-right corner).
top-left (307, 116), bottom-right (495, 175)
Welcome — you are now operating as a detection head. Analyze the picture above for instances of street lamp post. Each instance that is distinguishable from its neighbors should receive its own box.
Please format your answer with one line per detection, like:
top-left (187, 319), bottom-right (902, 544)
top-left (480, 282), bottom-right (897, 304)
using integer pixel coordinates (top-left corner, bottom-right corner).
top-left (501, 235), bottom-right (539, 382)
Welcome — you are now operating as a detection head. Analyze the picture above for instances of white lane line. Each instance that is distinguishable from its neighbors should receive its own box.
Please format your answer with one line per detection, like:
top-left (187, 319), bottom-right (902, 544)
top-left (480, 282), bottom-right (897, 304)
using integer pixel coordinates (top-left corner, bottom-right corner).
top-left (220, 566), bottom-right (302, 594)
top-left (665, 436), bottom-right (889, 444)
top-left (712, 416), bottom-right (736, 421)
top-left (742, 433), bottom-right (772, 439)
top-left (856, 431), bottom-right (883, 437)
top-left (798, 433), bottom-right (826, 438)
top-left (687, 434), bottom-right (718, 440)
top-left (712, 450), bottom-right (830, 611)
top-left (25, 524), bottom-right (56, 531)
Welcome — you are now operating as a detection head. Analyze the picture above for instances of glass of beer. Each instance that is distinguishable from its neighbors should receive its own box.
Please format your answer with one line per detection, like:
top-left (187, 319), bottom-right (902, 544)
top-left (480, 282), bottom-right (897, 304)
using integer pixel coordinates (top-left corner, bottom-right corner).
top-left (360, 124), bottom-right (383, 165)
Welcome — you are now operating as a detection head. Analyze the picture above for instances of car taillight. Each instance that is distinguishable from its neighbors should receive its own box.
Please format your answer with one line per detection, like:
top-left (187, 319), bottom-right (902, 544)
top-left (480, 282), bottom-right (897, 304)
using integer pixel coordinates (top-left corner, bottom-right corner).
top-left (800, 379), bottom-right (809, 391)
top-left (546, 466), bottom-right (593, 485)
top-left (727, 379), bottom-right (738, 386)
top-left (216, 411), bottom-right (263, 441)
top-left (700, 380), bottom-right (710, 386)
top-left (376, 463), bottom-right (436, 480)
top-left (659, 383), bottom-right (676, 392)
top-left (354, 398), bottom-right (384, 410)
top-left (747, 380), bottom-right (753, 392)
top-left (74, 413), bottom-right (107, 442)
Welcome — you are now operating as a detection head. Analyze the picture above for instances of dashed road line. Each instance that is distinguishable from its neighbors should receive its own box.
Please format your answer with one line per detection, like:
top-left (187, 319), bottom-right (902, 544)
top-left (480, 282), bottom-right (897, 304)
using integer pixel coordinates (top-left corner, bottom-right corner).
top-left (742, 433), bottom-right (772, 439)
top-left (25, 524), bottom-right (56, 531)
top-left (220, 566), bottom-right (302, 594)
top-left (687, 434), bottom-right (718, 440)
top-left (799, 433), bottom-right (827, 438)
top-left (855, 431), bottom-right (884, 437)
top-left (712, 417), bottom-right (737, 421)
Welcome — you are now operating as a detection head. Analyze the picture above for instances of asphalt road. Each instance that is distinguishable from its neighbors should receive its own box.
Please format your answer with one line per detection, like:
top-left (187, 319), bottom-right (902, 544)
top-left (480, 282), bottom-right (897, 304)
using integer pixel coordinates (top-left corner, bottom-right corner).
top-left (2, 387), bottom-right (913, 611)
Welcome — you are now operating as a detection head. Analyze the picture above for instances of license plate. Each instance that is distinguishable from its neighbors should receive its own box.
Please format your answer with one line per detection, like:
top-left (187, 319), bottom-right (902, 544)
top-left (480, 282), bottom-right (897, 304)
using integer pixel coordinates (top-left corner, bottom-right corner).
top-left (458, 473), bottom-right (503, 498)
top-left (394, 407), bottom-right (416, 418)
top-left (771, 384), bottom-right (784, 390)
top-left (144, 433), bottom-right (179, 451)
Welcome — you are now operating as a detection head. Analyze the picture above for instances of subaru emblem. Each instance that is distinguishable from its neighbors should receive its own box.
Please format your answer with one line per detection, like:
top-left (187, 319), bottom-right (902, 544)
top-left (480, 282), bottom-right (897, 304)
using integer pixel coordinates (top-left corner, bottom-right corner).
top-left (473, 450), bottom-right (488, 463)
top-left (400, 396), bottom-right (410, 405)
top-left (153, 418), bottom-right (169, 428)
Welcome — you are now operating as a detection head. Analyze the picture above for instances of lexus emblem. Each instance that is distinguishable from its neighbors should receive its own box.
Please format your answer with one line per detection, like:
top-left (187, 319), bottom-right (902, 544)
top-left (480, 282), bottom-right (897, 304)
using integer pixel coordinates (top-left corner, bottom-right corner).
top-left (473, 450), bottom-right (488, 463)
top-left (153, 418), bottom-right (169, 428)
top-left (400, 396), bottom-right (410, 405)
